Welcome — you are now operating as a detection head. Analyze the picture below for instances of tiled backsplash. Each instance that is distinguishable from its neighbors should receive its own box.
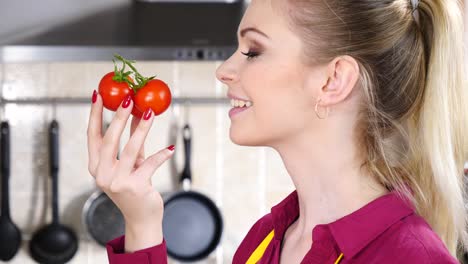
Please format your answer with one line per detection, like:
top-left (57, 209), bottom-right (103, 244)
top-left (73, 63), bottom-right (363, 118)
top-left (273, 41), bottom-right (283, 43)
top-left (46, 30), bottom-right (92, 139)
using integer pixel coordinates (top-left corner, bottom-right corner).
top-left (0, 61), bottom-right (295, 263)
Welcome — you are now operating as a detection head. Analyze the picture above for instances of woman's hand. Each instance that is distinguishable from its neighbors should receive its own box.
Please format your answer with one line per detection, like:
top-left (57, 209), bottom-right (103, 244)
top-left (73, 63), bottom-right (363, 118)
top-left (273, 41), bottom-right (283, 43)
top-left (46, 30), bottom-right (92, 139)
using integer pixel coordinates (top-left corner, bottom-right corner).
top-left (87, 91), bottom-right (175, 251)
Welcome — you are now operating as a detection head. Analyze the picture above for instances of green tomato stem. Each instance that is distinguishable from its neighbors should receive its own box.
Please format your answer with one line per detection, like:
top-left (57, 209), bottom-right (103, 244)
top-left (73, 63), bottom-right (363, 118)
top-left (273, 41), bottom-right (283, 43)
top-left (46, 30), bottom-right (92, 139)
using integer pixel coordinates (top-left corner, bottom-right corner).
top-left (114, 54), bottom-right (153, 91)
top-left (112, 57), bottom-right (137, 93)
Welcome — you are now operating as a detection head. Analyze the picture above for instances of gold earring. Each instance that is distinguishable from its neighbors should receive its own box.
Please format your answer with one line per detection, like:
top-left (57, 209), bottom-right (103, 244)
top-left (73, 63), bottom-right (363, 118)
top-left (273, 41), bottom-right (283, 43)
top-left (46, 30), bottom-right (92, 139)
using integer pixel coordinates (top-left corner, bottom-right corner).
top-left (315, 98), bottom-right (329, 119)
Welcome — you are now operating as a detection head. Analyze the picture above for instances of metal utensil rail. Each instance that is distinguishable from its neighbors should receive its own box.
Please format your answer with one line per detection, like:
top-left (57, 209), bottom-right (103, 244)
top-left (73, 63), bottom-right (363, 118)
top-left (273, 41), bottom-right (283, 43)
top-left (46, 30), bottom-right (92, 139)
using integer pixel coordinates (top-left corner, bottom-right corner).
top-left (0, 96), bottom-right (229, 106)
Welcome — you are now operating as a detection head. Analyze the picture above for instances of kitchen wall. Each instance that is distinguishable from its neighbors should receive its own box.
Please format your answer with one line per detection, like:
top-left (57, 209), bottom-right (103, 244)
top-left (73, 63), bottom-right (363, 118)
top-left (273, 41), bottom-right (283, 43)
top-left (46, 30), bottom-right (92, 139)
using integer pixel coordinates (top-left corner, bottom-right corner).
top-left (0, 61), bottom-right (295, 264)
top-left (0, 0), bottom-right (130, 43)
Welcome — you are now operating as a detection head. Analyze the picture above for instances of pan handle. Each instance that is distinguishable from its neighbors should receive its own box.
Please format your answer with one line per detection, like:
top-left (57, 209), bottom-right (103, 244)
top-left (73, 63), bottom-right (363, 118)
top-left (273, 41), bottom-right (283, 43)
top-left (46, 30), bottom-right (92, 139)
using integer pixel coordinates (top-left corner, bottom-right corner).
top-left (49, 120), bottom-right (60, 224)
top-left (1, 121), bottom-right (11, 219)
top-left (180, 124), bottom-right (192, 188)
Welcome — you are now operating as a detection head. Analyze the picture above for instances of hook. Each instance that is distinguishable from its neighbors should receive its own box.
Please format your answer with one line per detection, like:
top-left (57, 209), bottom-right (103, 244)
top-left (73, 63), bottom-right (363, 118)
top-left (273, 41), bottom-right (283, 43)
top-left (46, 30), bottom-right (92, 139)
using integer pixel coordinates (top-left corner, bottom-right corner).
top-left (0, 100), bottom-right (4, 121)
top-left (0, 66), bottom-right (5, 121)
top-left (52, 99), bottom-right (57, 121)
top-left (183, 98), bottom-right (191, 124)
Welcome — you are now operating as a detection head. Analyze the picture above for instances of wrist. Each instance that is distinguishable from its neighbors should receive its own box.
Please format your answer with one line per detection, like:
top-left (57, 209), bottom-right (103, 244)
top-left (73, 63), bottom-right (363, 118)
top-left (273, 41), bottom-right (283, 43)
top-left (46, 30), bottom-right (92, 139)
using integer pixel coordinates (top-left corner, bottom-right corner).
top-left (124, 220), bottom-right (164, 253)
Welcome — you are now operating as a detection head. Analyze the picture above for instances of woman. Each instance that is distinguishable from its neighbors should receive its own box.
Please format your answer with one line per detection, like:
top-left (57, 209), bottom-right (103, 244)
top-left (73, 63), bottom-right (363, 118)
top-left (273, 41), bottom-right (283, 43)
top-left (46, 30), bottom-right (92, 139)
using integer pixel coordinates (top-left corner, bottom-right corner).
top-left (87, 0), bottom-right (468, 263)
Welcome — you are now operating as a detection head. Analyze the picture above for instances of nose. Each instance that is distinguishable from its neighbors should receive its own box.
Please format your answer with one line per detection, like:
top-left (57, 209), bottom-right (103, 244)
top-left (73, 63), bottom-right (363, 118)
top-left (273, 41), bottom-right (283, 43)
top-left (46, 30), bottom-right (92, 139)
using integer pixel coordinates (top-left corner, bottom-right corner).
top-left (216, 58), bottom-right (237, 85)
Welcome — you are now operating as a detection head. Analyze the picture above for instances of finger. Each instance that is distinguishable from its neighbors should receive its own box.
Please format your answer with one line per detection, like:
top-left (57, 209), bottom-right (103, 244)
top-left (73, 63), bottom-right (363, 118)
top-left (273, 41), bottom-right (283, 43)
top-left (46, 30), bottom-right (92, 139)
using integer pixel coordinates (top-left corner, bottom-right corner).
top-left (100, 95), bottom-right (133, 165)
top-left (136, 146), bottom-right (175, 182)
top-left (130, 115), bottom-right (145, 159)
top-left (120, 109), bottom-right (154, 173)
top-left (87, 90), bottom-right (103, 176)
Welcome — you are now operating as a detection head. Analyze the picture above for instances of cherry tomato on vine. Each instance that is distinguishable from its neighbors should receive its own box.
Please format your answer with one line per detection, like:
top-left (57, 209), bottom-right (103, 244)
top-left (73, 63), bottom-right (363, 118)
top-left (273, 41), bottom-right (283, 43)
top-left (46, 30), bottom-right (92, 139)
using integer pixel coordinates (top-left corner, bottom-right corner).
top-left (98, 72), bottom-right (134, 111)
top-left (132, 79), bottom-right (172, 118)
top-left (131, 105), bottom-right (144, 118)
top-left (98, 54), bottom-right (172, 118)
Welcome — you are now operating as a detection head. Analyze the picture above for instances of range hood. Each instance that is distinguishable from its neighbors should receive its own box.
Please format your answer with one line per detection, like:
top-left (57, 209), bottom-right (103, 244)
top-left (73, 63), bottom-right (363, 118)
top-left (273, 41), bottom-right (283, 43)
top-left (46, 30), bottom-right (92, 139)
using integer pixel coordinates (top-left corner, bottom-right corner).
top-left (0, 0), bottom-right (245, 62)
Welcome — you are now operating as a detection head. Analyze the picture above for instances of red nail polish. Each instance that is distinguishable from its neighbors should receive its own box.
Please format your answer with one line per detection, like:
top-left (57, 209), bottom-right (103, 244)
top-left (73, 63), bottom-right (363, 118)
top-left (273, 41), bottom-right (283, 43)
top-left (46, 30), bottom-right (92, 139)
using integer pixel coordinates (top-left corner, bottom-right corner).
top-left (92, 90), bottom-right (97, 103)
top-left (143, 108), bottom-right (153, 120)
top-left (122, 95), bottom-right (132, 108)
top-left (167, 145), bottom-right (175, 151)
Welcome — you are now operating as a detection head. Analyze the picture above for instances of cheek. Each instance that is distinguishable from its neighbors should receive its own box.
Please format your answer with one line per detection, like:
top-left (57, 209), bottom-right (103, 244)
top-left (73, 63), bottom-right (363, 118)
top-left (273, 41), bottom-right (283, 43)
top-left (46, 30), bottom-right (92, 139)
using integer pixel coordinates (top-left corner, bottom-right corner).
top-left (247, 60), bottom-right (302, 101)
top-left (253, 64), bottom-right (307, 121)
top-left (230, 64), bottom-right (310, 145)
top-left (248, 68), bottom-right (310, 134)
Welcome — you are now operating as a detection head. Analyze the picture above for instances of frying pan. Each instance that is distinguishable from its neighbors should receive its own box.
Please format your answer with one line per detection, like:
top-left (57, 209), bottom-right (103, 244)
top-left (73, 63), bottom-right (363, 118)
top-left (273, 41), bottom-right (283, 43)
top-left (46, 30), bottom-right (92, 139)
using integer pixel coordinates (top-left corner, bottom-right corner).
top-left (82, 191), bottom-right (124, 246)
top-left (162, 123), bottom-right (223, 261)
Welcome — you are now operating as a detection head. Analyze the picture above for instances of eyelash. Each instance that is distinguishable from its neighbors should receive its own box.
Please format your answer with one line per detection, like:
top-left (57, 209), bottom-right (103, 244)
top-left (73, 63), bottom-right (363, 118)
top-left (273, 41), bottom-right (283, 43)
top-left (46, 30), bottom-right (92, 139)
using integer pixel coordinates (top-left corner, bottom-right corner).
top-left (241, 50), bottom-right (260, 60)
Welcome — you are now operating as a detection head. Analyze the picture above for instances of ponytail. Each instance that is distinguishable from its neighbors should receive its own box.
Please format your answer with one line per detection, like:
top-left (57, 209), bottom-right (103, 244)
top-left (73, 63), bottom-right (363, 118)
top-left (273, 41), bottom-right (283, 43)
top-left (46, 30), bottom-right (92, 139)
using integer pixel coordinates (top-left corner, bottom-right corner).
top-left (410, 0), bottom-right (468, 255)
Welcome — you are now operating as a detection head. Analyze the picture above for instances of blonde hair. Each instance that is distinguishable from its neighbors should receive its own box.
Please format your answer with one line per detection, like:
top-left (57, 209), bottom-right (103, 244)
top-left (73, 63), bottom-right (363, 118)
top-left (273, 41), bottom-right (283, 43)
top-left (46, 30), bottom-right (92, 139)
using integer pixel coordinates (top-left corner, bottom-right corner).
top-left (279, 0), bottom-right (468, 258)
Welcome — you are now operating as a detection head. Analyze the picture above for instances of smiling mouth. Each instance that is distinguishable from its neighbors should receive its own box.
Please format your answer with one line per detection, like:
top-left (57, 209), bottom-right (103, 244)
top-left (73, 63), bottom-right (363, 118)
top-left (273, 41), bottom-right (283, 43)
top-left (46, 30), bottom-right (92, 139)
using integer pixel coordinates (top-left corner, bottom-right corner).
top-left (230, 99), bottom-right (253, 108)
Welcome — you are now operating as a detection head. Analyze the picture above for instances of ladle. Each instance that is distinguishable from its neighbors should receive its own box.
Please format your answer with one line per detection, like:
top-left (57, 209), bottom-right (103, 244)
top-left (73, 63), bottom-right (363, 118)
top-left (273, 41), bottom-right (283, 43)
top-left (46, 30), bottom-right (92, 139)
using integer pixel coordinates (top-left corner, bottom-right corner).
top-left (29, 120), bottom-right (78, 263)
top-left (0, 121), bottom-right (22, 261)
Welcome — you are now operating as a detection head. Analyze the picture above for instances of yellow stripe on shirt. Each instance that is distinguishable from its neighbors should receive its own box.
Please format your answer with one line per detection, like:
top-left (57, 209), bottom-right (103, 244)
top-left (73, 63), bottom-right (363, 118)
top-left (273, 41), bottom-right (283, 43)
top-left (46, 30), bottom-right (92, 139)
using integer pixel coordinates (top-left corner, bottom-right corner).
top-left (246, 230), bottom-right (275, 264)
top-left (335, 253), bottom-right (344, 264)
top-left (245, 229), bottom-right (344, 264)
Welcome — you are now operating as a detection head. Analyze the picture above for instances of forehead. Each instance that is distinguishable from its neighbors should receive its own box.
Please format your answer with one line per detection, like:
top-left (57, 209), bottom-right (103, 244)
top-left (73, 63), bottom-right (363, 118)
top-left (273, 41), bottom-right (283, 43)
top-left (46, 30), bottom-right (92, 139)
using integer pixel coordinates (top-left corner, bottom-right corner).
top-left (237, 0), bottom-right (288, 37)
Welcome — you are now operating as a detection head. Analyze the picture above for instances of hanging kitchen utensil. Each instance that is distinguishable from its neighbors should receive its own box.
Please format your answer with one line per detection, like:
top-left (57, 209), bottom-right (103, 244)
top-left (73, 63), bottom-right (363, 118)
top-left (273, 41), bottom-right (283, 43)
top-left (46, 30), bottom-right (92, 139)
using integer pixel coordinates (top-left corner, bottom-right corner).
top-left (167, 62), bottom-right (182, 189)
top-left (0, 120), bottom-right (22, 261)
top-left (168, 101), bottom-right (180, 190)
top-left (29, 117), bottom-right (78, 263)
top-left (162, 108), bottom-right (223, 261)
top-left (82, 121), bottom-right (125, 247)
top-left (82, 190), bottom-right (124, 246)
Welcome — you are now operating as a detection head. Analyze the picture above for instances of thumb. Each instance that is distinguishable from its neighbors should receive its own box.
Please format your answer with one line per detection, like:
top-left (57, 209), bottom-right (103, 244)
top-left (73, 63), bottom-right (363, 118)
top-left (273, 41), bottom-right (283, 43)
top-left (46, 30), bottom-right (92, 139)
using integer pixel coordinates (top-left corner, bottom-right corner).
top-left (136, 145), bottom-right (175, 181)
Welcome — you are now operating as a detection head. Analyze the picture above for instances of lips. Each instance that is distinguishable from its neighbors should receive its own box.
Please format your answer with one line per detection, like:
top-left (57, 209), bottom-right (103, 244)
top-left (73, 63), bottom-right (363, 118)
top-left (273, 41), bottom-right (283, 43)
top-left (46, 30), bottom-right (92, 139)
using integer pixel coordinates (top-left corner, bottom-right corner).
top-left (227, 92), bottom-right (251, 102)
top-left (228, 105), bottom-right (251, 118)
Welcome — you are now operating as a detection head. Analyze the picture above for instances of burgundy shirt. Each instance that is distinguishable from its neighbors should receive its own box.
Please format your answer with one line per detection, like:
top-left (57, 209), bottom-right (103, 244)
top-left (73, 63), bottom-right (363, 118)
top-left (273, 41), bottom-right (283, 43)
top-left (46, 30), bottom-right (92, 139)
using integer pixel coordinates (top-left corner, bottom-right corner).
top-left (106, 190), bottom-right (458, 263)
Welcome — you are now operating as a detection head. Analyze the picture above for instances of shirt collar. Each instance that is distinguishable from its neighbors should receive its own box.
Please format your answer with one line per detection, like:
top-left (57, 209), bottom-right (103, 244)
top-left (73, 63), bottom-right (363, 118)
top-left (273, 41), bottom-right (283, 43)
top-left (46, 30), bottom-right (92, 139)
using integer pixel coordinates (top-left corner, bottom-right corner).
top-left (270, 190), bottom-right (414, 258)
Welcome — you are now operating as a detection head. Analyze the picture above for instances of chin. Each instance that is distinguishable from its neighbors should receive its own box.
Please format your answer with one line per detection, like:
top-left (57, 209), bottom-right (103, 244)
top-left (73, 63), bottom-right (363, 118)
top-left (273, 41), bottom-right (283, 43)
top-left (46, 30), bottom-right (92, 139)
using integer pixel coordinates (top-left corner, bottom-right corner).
top-left (229, 125), bottom-right (270, 147)
top-left (229, 125), bottom-right (253, 145)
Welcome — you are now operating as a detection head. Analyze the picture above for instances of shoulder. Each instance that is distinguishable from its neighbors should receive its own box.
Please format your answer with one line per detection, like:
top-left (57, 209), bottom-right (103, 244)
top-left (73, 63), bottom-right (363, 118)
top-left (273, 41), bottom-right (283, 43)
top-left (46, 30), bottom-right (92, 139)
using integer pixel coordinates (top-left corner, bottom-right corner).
top-left (233, 213), bottom-right (274, 263)
top-left (369, 214), bottom-right (458, 263)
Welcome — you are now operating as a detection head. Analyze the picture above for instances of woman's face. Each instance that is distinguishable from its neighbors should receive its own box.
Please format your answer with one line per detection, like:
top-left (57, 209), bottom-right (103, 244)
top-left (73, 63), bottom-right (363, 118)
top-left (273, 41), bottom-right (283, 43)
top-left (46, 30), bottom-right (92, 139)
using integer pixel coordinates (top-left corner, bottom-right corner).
top-left (216, 0), bottom-right (328, 147)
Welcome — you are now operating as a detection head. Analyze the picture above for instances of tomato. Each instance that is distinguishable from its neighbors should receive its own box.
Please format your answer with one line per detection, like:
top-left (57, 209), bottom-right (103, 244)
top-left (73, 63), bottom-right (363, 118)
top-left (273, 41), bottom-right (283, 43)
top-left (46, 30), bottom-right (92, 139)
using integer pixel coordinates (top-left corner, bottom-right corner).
top-left (98, 54), bottom-right (172, 118)
top-left (98, 72), bottom-right (134, 111)
top-left (133, 79), bottom-right (172, 117)
top-left (131, 105), bottom-right (144, 118)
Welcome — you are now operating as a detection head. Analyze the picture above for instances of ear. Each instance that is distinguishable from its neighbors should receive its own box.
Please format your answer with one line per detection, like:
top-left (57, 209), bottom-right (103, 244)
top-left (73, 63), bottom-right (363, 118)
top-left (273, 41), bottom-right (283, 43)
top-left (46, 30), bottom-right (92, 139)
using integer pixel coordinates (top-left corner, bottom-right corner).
top-left (319, 55), bottom-right (360, 107)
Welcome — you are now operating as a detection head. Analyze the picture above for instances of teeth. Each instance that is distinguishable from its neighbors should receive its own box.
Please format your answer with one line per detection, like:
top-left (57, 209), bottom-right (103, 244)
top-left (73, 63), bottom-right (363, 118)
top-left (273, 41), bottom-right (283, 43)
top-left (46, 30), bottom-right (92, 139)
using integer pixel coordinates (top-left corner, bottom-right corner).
top-left (230, 99), bottom-right (252, 108)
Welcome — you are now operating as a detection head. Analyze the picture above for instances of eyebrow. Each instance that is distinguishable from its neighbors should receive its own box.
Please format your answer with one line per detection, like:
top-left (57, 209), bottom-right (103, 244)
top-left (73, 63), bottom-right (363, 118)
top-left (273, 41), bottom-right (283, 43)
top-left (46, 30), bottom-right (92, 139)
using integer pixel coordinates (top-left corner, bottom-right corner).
top-left (238, 27), bottom-right (270, 39)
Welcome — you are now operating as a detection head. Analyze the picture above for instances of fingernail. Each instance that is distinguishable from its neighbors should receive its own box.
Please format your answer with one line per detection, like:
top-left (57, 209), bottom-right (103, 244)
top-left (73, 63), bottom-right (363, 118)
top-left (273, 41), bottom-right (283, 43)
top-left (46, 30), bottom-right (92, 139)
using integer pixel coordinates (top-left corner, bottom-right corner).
top-left (167, 145), bottom-right (175, 151)
top-left (92, 90), bottom-right (97, 103)
top-left (122, 95), bottom-right (132, 108)
top-left (143, 108), bottom-right (153, 120)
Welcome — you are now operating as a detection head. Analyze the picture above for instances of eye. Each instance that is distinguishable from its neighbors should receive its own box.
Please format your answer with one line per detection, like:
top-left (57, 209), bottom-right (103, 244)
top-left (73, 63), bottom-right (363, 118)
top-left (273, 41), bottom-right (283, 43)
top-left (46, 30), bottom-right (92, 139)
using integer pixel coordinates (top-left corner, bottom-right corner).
top-left (241, 50), bottom-right (260, 60)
